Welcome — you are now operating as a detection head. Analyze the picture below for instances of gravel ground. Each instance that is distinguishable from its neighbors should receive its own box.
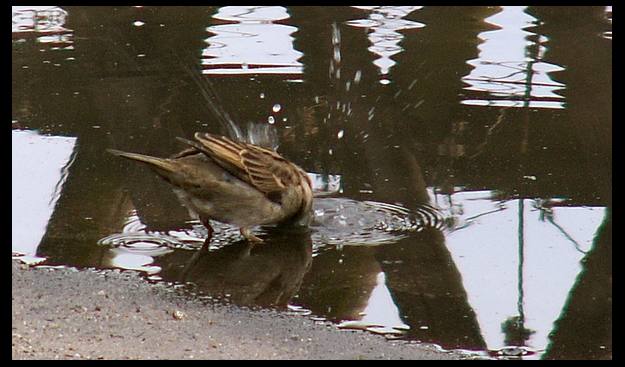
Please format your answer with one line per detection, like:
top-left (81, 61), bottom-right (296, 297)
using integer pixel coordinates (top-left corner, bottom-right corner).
top-left (12, 260), bottom-right (469, 360)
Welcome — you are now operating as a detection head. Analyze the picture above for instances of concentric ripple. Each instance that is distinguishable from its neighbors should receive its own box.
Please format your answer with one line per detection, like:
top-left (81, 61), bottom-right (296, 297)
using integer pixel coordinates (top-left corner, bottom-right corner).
top-left (98, 198), bottom-right (449, 258)
top-left (310, 198), bottom-right (448, 248)
top-left (97, 233), bottom-right (179, 255)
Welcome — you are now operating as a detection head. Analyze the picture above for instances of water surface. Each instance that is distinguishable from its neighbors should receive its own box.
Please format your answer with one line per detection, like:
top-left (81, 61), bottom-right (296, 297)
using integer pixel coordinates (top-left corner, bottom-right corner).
top-left (12, 6), bottom-right (612, 360)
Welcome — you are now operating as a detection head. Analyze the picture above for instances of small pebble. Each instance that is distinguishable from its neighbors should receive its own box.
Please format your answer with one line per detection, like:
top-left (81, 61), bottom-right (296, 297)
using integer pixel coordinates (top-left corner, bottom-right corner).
top-left (172, 310), bottom-right (185, 320)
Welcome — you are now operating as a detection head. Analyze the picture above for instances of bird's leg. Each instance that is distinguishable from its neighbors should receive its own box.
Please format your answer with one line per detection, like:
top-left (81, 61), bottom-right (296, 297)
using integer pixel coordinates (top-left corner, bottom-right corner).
top-left (240, 227), bottom-right (263, 243)
top-left (200, 217), bottom-right (214, 251)
top-left (180, 246), bottom-right (207, 282)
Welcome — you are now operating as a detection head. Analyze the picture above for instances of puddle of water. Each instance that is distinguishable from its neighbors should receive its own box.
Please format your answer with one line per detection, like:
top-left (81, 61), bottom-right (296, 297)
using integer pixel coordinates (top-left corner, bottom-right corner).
top-left (12, 6), bottom-right (611, 360)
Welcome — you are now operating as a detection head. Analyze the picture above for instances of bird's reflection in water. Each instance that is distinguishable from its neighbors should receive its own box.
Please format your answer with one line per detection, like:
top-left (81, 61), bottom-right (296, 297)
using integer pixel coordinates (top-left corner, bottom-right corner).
top-left (161, 228), bottom-right (312, 309)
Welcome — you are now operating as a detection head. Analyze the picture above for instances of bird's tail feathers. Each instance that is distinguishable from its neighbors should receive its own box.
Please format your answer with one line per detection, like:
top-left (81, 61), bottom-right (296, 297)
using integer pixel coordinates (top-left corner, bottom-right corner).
top-left (106, 149), bottom-right (176, 173)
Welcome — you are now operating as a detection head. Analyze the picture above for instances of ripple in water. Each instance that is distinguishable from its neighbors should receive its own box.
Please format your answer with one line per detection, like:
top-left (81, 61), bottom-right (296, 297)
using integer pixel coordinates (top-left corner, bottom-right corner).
top-left (98, 214), bottom-right (248, 254)
top-left (310, 198), bottom-right (447, 249)
top-left (97, 233), bottom-right (179, 256)
top-left (98, 198), bottom-right (448, 258)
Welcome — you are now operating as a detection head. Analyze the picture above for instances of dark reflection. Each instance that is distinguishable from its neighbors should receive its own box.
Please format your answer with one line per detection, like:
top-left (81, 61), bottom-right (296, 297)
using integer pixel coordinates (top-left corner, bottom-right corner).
top-left (299, 228), bottom-right (486, 350)
top-left (288, 10), bottom-right (485, 348)
top-left (502, 316), bottom-right (534, 348)
top-left (288, 7), bottom-right (431, 208)
top-left (288, 10), bottom-right (486, 341)
top-left (376, 231), bottom-right (486, 350)
top-left (543, 208), bottom-right (612, 359)
top-left (30, 7), bottom-right (218, 264)
top-left (160, 228), bottom-right (313, 308)
top-left (526, 8), bottom-right (611, 359)
top-left (530, 7), bottom-right (612, 359)
top-left (526, 5), bottom-right (611, 207)
top-left (298, 246), bottom-right (381, 321)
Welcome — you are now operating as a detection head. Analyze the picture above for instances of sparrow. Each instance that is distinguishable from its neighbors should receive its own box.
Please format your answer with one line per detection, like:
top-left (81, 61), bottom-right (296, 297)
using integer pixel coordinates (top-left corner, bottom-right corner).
top-left (107, 132), bottom-right (313, 248)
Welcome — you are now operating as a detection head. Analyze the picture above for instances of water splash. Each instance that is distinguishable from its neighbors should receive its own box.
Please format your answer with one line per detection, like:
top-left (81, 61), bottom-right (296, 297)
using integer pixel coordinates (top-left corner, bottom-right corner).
top-left (311, 198), bottom-right (447, 250)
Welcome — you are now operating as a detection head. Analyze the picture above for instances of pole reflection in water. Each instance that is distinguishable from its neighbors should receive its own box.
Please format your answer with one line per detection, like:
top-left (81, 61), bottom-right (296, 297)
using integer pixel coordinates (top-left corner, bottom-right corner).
top-left (440, 191), bottom-right (606, 358)
top-left (461, 6), bottom-right (565, 109)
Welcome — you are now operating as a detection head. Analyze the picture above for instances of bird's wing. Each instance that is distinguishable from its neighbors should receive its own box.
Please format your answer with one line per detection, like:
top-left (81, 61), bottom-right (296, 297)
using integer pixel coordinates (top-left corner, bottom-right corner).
top-left (181, 133), bottom-right (303, 196)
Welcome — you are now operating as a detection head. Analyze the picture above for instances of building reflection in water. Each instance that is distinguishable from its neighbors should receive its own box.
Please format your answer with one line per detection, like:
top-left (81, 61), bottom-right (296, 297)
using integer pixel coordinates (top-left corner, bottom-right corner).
top-left (12, 6), bottom-right (74, 50)
top-left (461, 6), bottom-right (565, 109)
top-left (202, 6), bottom-right (303, 77)
top-left (347, 6), bottom-right (424, 84)
top-left (602, 6), bottom-right (612, 40)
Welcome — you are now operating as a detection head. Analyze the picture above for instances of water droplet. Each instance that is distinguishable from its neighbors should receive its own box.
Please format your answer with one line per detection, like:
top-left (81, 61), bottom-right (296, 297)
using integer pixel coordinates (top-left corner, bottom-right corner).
top-left (337, 130), bottom-right (344, 139)
top-left (354, 70), bottom-right (362, 84)
top-left (259, 93), bottom-right (265, 99)
top-left (368, 107), bottom-right (375, 121)
top-left (267, 116), bottom-right (275, 124)
top-left (272, 104), bottom-right (281, 113)
top-left (133, 20), bottom-right (145, 27)
top-left (380, 79), bottom-right (391, 85)
top-left (332, 24), bottom-right (341, 44)
top-left (333, 49), bottom-right (341, 63)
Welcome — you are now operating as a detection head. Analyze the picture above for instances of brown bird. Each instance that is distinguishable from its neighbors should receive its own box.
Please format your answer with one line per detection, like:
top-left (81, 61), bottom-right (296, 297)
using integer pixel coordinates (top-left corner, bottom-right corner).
top-left (108, 132), bottom-right (313, 248)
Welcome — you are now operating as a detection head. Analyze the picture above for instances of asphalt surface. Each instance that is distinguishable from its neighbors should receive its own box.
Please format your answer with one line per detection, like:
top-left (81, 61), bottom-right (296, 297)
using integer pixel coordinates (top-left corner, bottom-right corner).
top-left (12, 260), bottom-right (468, 360)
